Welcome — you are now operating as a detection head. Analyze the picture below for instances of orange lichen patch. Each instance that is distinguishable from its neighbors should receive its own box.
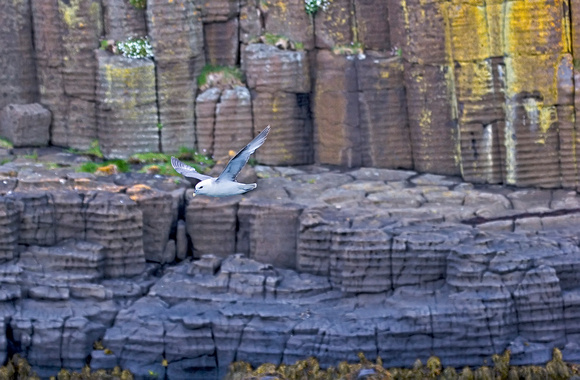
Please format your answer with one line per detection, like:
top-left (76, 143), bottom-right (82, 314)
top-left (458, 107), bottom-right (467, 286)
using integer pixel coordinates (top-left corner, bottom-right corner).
top-left (126, 184), bottom-right (154, 201)
top-left (95, 164), bottom-right (119, 176)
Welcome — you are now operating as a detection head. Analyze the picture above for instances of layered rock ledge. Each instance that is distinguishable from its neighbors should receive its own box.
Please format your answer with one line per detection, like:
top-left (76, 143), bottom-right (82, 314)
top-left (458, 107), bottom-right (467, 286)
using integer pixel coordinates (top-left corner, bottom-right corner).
top-left (0, 155), bottom-right (580, 379)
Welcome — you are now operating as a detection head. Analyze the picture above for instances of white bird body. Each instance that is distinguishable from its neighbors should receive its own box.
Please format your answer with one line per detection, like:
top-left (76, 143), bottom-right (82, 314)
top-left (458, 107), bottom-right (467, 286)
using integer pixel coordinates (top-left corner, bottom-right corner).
top-left (171, 126), bottom-right (270, 197)
top-left (194, 178), bottom-right (257, 197)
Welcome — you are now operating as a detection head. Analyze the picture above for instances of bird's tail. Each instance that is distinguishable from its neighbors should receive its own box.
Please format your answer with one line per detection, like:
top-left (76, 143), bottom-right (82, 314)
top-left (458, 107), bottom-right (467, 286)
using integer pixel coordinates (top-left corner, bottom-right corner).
top-left (242, 183), bottom-right (257, 193)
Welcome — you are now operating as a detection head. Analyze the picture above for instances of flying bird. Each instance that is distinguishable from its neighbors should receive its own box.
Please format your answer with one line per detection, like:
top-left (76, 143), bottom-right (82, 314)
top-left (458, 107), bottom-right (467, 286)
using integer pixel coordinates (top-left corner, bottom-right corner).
top-left (171, 125), bottom-right (271, 197)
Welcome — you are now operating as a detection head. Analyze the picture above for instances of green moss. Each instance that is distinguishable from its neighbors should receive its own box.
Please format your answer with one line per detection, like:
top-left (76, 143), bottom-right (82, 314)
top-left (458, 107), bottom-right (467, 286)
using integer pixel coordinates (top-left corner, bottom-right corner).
top-left (0, 137), bottom-right (13, 149)
top-left (304, 0), bottom-right (329, 15)
top-left (197, 65), bottom-right (243, 91)
top-left (129, 0), bottom-right (146, 9)
top-left (258, 33), bottom-right (303, 50)
top-left (77, 159), bottom-right (130, 174)
top-left (128, 152), bottom-right (168, 164)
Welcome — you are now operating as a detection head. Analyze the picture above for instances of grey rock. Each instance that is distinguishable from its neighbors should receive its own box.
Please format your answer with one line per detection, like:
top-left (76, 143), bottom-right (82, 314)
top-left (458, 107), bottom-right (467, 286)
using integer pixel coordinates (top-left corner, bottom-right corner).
top-left (28, 286), bottom-right (69, 301)
top-left (0, 196), bottom-right (20, 262)
top-left (0, 104), bottom-right (50, 147)
top-left (176, 220), bottom-right (188, 260)
top-left (0, 1), bottom-right (38, 109)
top-left (84, 192), bottom-right (146, 277)
top-left (514, 265), bottom-right (565, 343)
top-left (186, 196), bottom-right (240, 258)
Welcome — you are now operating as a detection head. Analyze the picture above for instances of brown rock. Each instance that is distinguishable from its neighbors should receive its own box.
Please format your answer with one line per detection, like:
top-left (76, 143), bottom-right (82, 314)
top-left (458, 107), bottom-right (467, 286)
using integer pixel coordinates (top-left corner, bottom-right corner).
top-left (195, 88), bottom-right (222, 157)
top-left (31, 0), bottom-right (102, 149)
top-left (204, 19), bottom-right (239, 66)
top-left (252, 91), bottom-right (313, 165)
top-left (314, 0), bottom-right (354, 49)
top-left (501, 97), bottom-right (560, 188)
top-left (243, 43), bottom-right (311, 93)
top-left (0, 104), bottom-right (51, 148)
top-left (354, 0), bottom-right (390, 51)
top-left (404, 63), bottom-right (460, 175)
top-left (356, 54), bottom-right (412, 169)
top-left (127, 185), bottom-right (174, 264)
top-left (147, 0), bottom-right (205, 152)
top-left (214, 87), bottom-right (254, 159)
top-left (313, 50), bottom-right (360, 167)
top-left (261, 0), bottom-right (314, 50)
top-left (0, 0), bottom-right (38, 109)
top-left (102, 0), bottom-right (147, 40)
top-left (237, 198), bottom-right (303, 269)
top-left (195, 0), bottom-right (239, 22)
top-left (196, 86), bottom-right (254, 160)
top-left (96, 51), bottom-right (159, 159)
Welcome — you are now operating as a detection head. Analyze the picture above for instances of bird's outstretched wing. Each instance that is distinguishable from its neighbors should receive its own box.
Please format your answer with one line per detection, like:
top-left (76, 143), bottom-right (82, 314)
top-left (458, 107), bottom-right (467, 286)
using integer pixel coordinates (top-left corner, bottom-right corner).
top-left (171, 157), bottom-right (213, 181)
top-left (217, 125), bottom-right (271, 182)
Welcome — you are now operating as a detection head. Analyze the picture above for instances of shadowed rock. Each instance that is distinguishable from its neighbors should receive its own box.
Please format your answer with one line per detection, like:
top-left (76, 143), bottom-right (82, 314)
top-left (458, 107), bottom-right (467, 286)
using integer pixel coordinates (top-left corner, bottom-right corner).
top-left (0, 104), bottom-right (50, 148)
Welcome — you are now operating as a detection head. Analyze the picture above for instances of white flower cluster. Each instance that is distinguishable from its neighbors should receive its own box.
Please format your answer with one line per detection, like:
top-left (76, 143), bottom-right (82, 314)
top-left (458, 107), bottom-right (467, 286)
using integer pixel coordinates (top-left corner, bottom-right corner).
top-left (117, 37), bottom-right (154, 59)
top-left (304, 0), bottom-right (330, 15)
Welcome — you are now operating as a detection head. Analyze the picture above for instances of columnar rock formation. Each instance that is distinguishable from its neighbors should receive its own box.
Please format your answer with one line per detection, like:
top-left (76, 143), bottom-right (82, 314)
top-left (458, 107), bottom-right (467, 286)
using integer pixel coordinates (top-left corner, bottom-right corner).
top-left (2, 0), bottom-right (578, 188)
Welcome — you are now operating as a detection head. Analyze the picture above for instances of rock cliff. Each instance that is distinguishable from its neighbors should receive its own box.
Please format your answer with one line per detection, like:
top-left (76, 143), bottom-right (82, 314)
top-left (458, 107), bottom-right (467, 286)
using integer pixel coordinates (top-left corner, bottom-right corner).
top-left (1, 0), bottom-right (579, 188)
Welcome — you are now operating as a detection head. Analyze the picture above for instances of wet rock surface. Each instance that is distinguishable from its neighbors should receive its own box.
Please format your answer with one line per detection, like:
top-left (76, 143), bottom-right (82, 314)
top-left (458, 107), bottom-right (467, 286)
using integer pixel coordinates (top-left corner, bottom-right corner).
top-left (0, 154), bottom-right (579, 378)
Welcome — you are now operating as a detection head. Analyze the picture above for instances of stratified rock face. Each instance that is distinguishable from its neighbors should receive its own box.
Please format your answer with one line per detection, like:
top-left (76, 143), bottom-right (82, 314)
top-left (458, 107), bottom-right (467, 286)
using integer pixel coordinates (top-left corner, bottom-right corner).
top-left (259, 0), bottom-right (314, 50)
top-left (404, 63), bottom-right (459, 176)
top-left (84, 192), bottom-right (146, 277)
top-left (96, 51), bottom-right (159, 159)
top-left (0, 197), bottom-right (20, 263)
top-left (147, 0), bottom-right (205, 152)
top-left (204, 19), bottom-right (239, 67)
top-left (102, 0), bottom-right (147, 40)
top-left (195, 88), bottom-right (221, 157)
top-left (195, 86), bottom-right (253, 159)
top-left (314, 0), bottom-right (354, 49)
top-left (186, 196), bottom-right (240, 258)
top-left (0, 104), bottom-right (51, 148)
top-left (314, 50), bottom-right (361, 167)
top-left (127, 185), bottom-right (174, 264)
top-left (18, 240), bottom-right (106, 287)
top-left (244, 43), bottom-right (313, 165)
top-left (354, 0), bottom-right (390, 51)
top-left (31, 0), bottom-right (102, 149)
top-left (237, 199), bottom-right (303, 269)
top-left (0, 0), bottom-right (38, 109)
top-left (357, 54), bottom-right (412, 169)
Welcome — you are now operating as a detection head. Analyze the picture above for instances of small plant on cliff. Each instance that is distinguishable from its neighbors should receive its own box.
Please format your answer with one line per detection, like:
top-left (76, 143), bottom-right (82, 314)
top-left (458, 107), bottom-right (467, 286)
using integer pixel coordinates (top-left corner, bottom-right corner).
top-left (332, 41), bottom-right (364, 56)
top-left (129, 0), bottom-right (146, 10)
top-left (117, 36), bottom-right (154, 59)
top-left (258, 33), bottom-right (304, 50)
top-left (197, 65), bottom-right (243, 92)
top-left (305, 0), bottom-right (330, 15)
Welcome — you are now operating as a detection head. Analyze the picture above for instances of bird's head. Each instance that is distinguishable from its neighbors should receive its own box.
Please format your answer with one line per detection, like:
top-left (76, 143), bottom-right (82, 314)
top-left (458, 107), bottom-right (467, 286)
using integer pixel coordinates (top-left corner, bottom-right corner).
top-left (194, 179), bottom-right (212, 195)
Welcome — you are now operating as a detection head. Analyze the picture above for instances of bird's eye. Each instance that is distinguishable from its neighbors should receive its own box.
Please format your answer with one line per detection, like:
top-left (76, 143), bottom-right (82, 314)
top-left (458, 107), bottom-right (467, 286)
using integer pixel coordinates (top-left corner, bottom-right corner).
top-left (199, 186), bottom-right (203, 189)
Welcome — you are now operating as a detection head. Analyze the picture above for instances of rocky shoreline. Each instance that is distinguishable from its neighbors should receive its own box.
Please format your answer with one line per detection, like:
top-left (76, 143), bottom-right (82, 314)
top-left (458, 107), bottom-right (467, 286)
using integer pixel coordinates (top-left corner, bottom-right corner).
top-left (0, 148), bottom-right (579, 379)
